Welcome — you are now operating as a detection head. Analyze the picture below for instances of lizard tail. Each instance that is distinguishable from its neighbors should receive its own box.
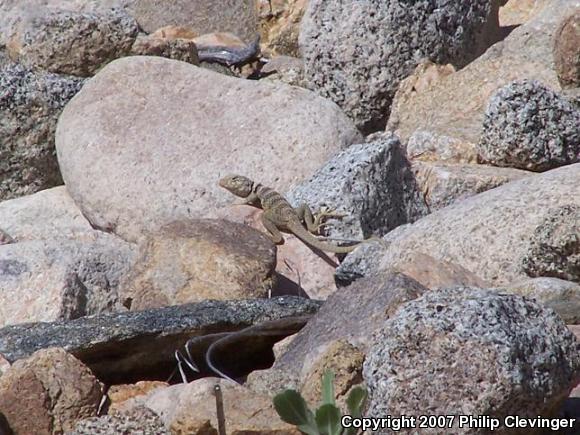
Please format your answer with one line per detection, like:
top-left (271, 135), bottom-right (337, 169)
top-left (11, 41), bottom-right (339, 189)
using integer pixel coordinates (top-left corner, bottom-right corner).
top-left (289, 223), bottom-right (360, 254)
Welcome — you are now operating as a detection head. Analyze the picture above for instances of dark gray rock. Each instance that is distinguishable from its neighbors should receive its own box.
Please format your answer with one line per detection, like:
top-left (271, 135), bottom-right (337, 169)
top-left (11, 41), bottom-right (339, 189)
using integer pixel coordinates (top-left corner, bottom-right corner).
top-left (0, 296), bottom-right (322, 383)
top-left (477, 80), bottom-right (580, 171)
top-left (300, 0), bottom-right (503, 132)
top-left (0, 63), bottom-right (85, 201)
top-left (522, 205), bottom-right (580, 282)
top-left (6, 8), bottom-right (139, 77)
top-left (274, 273), bottom-right (427, 374)
top-left (286, 134), bottom-right (428, 241)
top-left (363, 287), bottom-right (580, 434)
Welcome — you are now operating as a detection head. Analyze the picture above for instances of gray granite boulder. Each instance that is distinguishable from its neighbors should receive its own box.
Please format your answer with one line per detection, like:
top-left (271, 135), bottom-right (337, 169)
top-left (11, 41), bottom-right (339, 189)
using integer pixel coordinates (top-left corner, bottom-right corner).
top-left (337, 164), bottom-right (580, 287)
top-left (287, 133), bottom-right (428, 240)
top-left (477, 80), bottom-right (580, 171)
top-left (0, 63), bottom-right (85, 201)
top-left (6, 8), bottom-right (138, 76)
top-left (300, 0), bottom-right (503, 132)
top-left (56, 56), bottom-right (361, 242)
top-left (363, 287), bottom-right (580, 434)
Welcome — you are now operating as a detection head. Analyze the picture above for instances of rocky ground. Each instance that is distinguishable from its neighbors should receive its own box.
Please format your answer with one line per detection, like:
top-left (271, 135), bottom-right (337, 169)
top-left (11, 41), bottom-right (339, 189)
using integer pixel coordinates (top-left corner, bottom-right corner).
top-left (0, 0), bottom-right (579, 434)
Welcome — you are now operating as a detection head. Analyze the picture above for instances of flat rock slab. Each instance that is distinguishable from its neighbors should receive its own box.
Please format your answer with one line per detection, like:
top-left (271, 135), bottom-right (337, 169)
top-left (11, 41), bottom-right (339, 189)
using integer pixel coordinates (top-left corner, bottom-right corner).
top-left (0, 296), bottom-right (322, 384)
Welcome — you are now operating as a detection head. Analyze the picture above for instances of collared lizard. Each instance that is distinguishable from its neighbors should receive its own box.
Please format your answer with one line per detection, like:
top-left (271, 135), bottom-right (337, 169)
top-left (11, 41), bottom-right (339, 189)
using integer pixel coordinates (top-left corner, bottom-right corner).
top-left (219, 174), bottom-right (377, 254)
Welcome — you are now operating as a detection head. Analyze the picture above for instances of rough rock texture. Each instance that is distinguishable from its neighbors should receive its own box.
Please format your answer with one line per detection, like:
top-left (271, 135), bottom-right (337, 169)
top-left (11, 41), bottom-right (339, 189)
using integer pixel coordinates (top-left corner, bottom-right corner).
top-left (121, 219), bottom-right (277, 310)
top-left (6, 8), bottom-right (138, 76)
top-left (0, 296), bottom-right (322, 383)
top-left (56, 56), bottom-right (362, 242)
top-left (499, 277), bottom-right (580, 324)
top-left (554, 10), bottom-right (580, 88)
top-left (275, 273), bottom-right (427, 374)
top-left (287, 134), bottom-right (428, 241)
top-left (258, 0), bottom-right (306, 57)
top-left (120, 378), bottom-right (300, 434)
top-left (387, 0), bottom-right (578, 157)
top-left (499, 0), bottom-right (550, 26)
top-left (412, 161), bottom-right (533, 211)
top-left (127, 0), bottom-right (258, 42)
top-left (405, 129), bottom-right (479, 164)
top-left (107, 381), bottom-right (169, 415)
top-left (261, 55), bottom-right (306, 88)
top-left (300, 0), bottom-right (503, 132)
top-left (70, 406), bottom-right (169, 435)
top-left (478, 80), bottom-right (580, 171)
top-left (0, 63), bottom-right (85, 201)
top-left (130, 33), bottom-right (199, 64)
top-left (338, 164), bottom-right (580, 287)
top-left (363, 287), bottom-right (580, 434)
top-left (522, 204), bottom-right (580, 282)
top-left (0, 235), bottom-right (135, 327)
top-left (0, 186), bottom-right (94, 241)
top-left (0, 348), bottom-right (102, 435)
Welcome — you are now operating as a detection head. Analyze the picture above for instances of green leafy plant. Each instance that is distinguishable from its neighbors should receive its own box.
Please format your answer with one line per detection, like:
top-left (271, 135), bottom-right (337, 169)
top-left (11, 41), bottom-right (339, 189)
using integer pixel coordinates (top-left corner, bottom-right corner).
top-left (273, 370), bottom-right (367, 435)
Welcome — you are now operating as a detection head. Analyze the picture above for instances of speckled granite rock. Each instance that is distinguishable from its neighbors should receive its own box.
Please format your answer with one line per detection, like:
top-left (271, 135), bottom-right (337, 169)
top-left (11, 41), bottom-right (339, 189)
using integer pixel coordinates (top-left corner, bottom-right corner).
top-left (0, 63), bottom-right (84, 200)
top-left (364, 287), bottom-right (580, 434)
top-left (69, 406), bottom-right (169, 435)
top-left (477, 80), bottom-right (580, 171)
top-left (300, 0), bottom-right (503, 132)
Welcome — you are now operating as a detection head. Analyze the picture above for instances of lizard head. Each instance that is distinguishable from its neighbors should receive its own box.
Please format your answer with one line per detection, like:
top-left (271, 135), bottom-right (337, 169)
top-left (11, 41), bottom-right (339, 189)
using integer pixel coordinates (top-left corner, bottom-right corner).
top-left (219, 174), bottom-right (254, 197)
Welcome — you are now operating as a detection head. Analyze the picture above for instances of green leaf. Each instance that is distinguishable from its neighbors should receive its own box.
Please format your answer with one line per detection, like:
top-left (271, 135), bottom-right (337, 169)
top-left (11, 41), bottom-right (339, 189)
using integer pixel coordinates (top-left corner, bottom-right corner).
top-left (321, 370), bottom-right (335, 406)
top-left (315, 404), bottom-right (342, 435)
top-left (273, 390), bottom-right (315, 426)
top-left (346, 386), bottom-right (367, 418)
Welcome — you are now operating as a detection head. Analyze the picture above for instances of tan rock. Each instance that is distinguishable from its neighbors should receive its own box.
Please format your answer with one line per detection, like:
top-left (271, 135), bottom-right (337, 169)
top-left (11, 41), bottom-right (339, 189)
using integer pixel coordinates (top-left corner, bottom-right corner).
top-left (553, 10), bottom-right (580, 88)
top-left (411, 161), bottom-right (533, 211)
top-left (194, 32), bottom-right (247, 48)
top-left (108, 381), bottom-right (169, 415)
top-left (132, 378), bottom-right (300, 434)
top-left (130, 33), bottom-right (199, 64)
top-left (499, 0), bottom-right (551, 26)
top-left (387, 0), bottom-right (576, 158)
top-left (300, 340), bottom-right (364, 407)
top-left (0, 348), bottom-right (102, 435)
top-left (405, 130), bottom-right (478, 164)
top-left (258, 0), bottom-right (306, 57)
top-left (56, 56), bottom-right (361, 242)
top-left (151, 25), bottom-right (199, 40)
top-left (121, 219), bottom-right (276, 310)
top-left (389, 252), bottom-right (490, 290)
top-left (261, 55), bottom-right (306, 88)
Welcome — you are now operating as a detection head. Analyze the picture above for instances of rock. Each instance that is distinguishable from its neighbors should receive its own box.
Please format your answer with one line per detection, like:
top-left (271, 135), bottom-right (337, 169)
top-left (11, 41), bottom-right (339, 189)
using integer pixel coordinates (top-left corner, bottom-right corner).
top-left (412, 161), bottom-right (533, 211)
top-left (130, 33), bottom-right (199, 64)
top-left (405, 129), bottom-right (479, 164)
top-left (477, 80), bottom-right (580, 172)
top-left (0, 63), bottom-right (84, 201)
top-left (121, 219), bottom-right (276, 310)
top-left (554, 10), bottom-right (580, 88)
top-left (258, 0), bottom-right (306, 57)
top-left (0, 348), bottom-right (102, 435)
top-left (6, 8), bottom-right (138, 77)
top-left (499, 0), bottom-right (550, 26)
top-left (70, 406), bottom-right (169, 435)
top-left (245, 366), bottom-right (300, 399)
top-left (363, 287), bottom-right (580, 434)
top-left (150, 25), bottom-right (198, 40)
top-left (275, 273), bottom-right (427, 374)
top-left (338, 164), bottom-right (580, 287)
top-left (287, 134), bottom-right (428, 241)
top-left (0, 296), bottom-right (322, 383)
top-left (56, 56), bottom-right (362, 242)
top-left (261, 55), bottom-right (306, 88)
top-left (300, 0), bottom-right (504, 132)
top-left (299, 339), bottom-right (364, 407)
top-left (0, 229), bottom-right (13, 245)
top-left (125, 378), bottom-right (300, 434)
top-left (522, 204), bottom-right (580, 282)
top-left (499, 277), bottom-right (580, 324)
top-left (0, 186), bottom-right (94, 242)
top-left (108, 381), bottom-right (169, 415)
top-left (387, 0), bottom-right (578, 157)
top-left (0, 235), bottom-right (135, 327)
top-left (127, 0), bottom-right (258, 42)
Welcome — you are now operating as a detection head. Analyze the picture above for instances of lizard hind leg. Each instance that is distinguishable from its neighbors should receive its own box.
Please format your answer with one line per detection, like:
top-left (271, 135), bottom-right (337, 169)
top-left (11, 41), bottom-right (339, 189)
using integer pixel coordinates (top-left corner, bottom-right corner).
top-left (260, 213), bottom-right (285, 245)
top-left (296, 203), bottom-right (346, 234)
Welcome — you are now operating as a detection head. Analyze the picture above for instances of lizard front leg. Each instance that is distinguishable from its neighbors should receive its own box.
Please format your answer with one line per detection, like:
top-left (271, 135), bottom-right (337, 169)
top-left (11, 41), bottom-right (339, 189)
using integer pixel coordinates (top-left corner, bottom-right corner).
top-left (234, 192), bottom-right (260, 207)
top-left (260, 212), bottom-right (285, 244)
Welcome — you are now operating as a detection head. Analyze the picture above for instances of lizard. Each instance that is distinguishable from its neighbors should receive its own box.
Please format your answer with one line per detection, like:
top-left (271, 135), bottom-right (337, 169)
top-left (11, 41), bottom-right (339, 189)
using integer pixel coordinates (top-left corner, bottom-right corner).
top-left (219, 174), bottom-right (378, 254)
